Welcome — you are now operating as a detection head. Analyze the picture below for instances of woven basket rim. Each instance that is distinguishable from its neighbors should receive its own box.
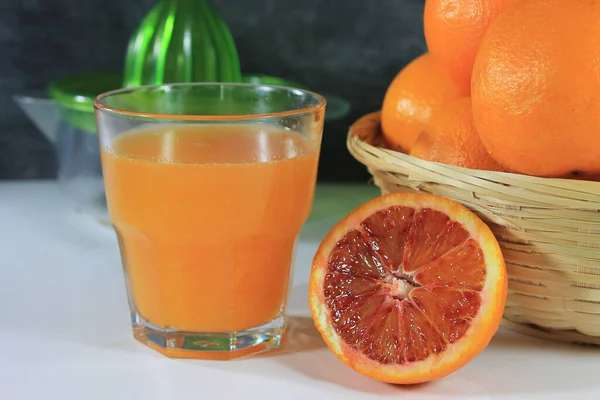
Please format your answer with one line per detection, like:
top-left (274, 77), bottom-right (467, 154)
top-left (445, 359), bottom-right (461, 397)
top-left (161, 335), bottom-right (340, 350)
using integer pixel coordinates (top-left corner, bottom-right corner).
top-left (348, 111), bottom-right (600, 197)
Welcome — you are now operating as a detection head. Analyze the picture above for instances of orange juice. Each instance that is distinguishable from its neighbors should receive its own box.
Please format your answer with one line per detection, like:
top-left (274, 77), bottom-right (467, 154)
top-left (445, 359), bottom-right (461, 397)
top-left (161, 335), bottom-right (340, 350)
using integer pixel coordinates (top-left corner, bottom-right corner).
top-left (100, 124), bottom-right (319, 332)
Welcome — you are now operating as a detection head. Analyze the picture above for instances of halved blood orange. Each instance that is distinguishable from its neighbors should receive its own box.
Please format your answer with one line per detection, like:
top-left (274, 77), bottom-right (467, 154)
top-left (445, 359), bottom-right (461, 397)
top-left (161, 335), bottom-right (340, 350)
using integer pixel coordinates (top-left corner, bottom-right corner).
top-left (309, 193), bottom-right (506, 384)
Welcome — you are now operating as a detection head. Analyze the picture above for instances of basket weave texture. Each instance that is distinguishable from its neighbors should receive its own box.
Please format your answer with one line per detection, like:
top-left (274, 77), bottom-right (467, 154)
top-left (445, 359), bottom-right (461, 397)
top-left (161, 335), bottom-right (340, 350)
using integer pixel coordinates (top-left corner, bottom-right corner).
top-left (348, 111), bottom-right (600, 345)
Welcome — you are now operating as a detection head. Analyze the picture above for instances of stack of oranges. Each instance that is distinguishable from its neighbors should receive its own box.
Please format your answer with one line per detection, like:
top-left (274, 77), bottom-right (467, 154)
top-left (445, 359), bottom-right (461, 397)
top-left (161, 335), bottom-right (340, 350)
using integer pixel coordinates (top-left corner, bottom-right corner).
top-left (382, 0), bottom-right (600, 180)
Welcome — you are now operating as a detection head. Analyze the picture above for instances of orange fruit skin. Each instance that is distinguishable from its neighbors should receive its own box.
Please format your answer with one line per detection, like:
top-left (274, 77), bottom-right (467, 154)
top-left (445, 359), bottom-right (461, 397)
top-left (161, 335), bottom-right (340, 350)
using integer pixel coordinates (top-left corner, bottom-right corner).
top-left (410, 97), bottom-right (504, 172)
top-left (565, 172), bottom-right (600, 183)
top-left (381, 53), bottom-right (467, 154)
top-left (309, 193), bottom-right (507, 384)
top-left (424, 0), bottom-right (519, 93)
top-left (471, 0), bottom-right (600, 177)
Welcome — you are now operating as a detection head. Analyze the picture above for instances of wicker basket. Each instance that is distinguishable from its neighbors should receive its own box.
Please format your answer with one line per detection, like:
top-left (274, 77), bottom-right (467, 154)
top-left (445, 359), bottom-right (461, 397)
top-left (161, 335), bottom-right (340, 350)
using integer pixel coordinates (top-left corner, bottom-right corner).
top-left (348, 111), bottom-right (600, 345)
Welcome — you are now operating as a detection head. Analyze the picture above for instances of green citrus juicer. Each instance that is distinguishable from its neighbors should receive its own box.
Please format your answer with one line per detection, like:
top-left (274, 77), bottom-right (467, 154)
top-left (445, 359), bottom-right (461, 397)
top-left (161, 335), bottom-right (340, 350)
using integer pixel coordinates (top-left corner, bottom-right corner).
top-left (123, 0), bottom-right (241, 87)
top-left (14, 73), bottom-right (123, 224)
top-left (14, 0), bottom-right (243, 226)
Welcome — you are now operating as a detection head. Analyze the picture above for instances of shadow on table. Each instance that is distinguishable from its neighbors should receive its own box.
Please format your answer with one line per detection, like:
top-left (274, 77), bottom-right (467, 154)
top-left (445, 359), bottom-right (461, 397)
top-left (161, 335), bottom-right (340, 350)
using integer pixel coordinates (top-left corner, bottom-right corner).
top-left (265, 318), bottom-right (401, 395)
top-left (267, 293), bottom-right (600, 397)
top-left (264, 316), bottom-right (327, 356)
top-left (452, 327), bottom-right (600, 397)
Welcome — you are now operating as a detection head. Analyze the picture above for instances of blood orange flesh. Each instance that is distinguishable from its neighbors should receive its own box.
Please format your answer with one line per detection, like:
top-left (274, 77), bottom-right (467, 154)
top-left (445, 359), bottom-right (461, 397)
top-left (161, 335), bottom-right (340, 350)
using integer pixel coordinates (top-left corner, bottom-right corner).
top-left (310, 194), bottom-right (506, 384)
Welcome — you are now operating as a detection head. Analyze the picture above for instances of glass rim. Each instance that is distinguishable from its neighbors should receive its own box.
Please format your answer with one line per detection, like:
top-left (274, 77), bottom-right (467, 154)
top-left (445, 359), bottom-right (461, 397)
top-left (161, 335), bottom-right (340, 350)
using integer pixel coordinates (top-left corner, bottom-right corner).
top-left (93, 82), bottom-right (327, 121)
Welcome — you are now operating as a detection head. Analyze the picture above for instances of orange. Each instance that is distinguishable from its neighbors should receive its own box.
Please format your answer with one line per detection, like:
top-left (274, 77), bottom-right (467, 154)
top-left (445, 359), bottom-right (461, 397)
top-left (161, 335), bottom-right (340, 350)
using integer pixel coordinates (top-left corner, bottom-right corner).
top-left (410, 98), bottom-right (504, 171)
top-left (381, 53), bottom-right (466, 153)
top-left (310, 193), bottom-right (507, 384)
top-left (471, 0), bottom-right (600, 177)
top-left (424, 0), bottom-right (519, 93)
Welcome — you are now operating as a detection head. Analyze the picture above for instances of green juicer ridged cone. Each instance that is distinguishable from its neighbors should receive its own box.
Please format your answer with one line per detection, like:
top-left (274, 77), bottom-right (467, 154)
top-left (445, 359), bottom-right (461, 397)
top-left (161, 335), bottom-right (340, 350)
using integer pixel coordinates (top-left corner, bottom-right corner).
top-left (123, 0), bottom-right (242, 87)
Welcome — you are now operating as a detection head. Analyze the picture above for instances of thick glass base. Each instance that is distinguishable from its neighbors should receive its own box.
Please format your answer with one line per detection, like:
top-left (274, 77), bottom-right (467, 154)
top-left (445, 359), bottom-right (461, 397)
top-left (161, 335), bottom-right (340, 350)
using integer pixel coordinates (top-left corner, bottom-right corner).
top-left (131, 312), bottom-right (285, 360)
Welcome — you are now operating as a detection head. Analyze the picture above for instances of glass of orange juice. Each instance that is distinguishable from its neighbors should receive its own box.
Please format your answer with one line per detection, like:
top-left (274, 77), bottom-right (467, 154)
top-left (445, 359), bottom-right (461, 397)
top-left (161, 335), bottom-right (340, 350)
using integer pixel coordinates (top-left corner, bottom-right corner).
top-left (94, 83), bottom-right (326, 359)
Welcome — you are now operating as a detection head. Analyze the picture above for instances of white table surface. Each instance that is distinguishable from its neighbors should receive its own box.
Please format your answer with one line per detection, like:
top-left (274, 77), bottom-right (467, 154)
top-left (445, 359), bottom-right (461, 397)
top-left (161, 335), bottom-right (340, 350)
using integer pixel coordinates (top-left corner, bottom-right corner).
top-left (1, 181), bottom-right (599, 400)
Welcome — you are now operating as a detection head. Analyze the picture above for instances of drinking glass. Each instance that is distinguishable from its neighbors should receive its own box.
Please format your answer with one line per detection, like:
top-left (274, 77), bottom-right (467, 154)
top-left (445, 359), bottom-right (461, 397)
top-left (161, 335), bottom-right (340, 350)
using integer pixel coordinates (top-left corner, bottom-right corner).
top-left (94, 83), bottom-right (326, 359)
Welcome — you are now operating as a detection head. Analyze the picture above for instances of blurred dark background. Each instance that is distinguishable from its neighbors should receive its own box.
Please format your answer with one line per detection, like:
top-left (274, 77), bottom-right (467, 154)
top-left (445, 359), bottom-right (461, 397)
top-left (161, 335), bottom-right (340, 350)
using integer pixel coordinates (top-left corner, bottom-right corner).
top-left (1, 0), bottom-right (426, 181)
